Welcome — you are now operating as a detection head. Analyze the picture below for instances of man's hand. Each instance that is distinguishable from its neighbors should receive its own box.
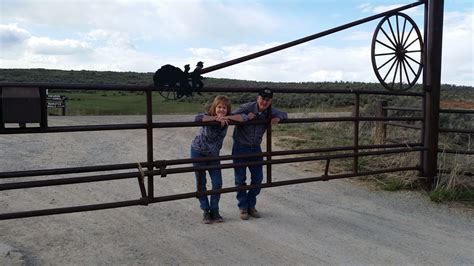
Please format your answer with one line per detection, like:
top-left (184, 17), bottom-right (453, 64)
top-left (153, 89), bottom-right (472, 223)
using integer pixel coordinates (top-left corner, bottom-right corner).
top-left (271, 117), bottom-right (281, 125)
top-left (247, 112), bottom-right (256, 120)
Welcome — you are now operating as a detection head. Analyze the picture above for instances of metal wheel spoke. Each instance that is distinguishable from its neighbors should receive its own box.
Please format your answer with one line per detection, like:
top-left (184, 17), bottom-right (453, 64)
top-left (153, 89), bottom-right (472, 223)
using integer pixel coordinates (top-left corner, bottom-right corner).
top-left (405, 54), bottom-right (421, 65)
top-left (404, 38), bottom-right (419, 50)
top-left (159, 88), bottom-right (177, 100)
top-left (387, 18), bottom-right (400, 46)
top-left (403, 57), bottom-right (418, 76)
top-left (391, 60), bottom-right (400, 88)
top-left (400, 17), bottom-right (407, 46)
top-left (399, 59), bottom-right (403, 90)
top-left (376, 40), bottom-right (396, 51)
top-left (396, 15), bottom-right (401, 45)
top-left (402, 59), bottom-right (411, 85)
top-left (380, 27), bottom-right (398, 48)
top-left (383, 57), bottom-right (398, 81)
top-left (377, 55), bottom-right (397, 70)
top-left (405, 50), bottom-right (421, 54)
top-left (402, 27), bottom-right (415, 48)
top-left (375, 52), bottom-right (397, 56)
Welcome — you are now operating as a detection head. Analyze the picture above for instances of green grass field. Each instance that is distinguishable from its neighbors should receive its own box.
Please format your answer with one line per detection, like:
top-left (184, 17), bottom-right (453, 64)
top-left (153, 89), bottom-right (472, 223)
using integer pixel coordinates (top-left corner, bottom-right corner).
top-left (49, 91), bottom-right (206, 115)
top-left (49, 90), bottom-right (353, 116)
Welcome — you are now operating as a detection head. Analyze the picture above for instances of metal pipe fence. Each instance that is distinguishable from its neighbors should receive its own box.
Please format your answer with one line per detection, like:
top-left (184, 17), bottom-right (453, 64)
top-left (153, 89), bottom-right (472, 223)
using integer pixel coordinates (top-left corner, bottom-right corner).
top-left (1, 0), bottom-right (442, 220)
top-left (377, 101), bottom-right (473, 155)
top-left (0, 84), bottom-right (425, 220)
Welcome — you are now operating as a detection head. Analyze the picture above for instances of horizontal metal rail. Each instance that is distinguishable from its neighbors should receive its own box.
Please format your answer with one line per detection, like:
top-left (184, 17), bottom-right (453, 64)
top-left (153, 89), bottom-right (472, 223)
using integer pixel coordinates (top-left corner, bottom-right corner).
top-left (202, 86), bottom-right (424, 96)
top-left (384, 107), bottom-right (474, 114)
top-left (440, 108), bottom-right (474, 114)
top-left (438, 149), bottom-right (474, 155)
top-left (383, 107), bottom-right (422, 112)
top-left (1, 147), bottom-right (424, 191)
top-left (0, 123), bottom-right (147, 134)
top-left (385, 122), bottom-right (421, 129)
top-left (0, 83), bottom-right (152, 91)
top-left (1, 142), bottom-right (422, 179)
top-left (0, 162), bottom-right (153, 179)
top-left (0, 116), bottom-right (424, 134)
top-left (381, 106), bottom-right (473, 153)
top-left (0, 83), bottom-right (425, 96)
top-left (0, 166), bottom-right (419, 220)
top-left (438, 168), bottom-right (474, 176)
top-left (439, 128), bottom-right (474, 134)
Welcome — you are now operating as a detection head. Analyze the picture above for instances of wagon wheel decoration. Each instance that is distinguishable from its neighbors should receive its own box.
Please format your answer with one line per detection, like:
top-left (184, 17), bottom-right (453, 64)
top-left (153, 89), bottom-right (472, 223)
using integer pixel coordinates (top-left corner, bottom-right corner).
top-left (158, 87), bottom-right (178, 101)
top-left (371, 12), bottom-right (423, 91)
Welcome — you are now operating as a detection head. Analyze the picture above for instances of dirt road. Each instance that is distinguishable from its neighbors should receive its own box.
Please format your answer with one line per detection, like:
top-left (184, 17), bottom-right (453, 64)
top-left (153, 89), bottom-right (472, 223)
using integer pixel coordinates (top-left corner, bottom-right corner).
top-left (1, 115), bottom-right (473, 265)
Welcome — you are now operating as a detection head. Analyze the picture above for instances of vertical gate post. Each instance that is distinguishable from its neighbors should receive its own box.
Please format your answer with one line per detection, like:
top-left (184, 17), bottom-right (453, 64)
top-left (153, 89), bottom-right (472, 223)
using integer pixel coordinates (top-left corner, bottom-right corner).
top-left (353, 93), bottom-right (360, 173)
top-left (146, 88), bottom-right (154, 200)
top-left (266, 106), bottom-right (272, 183)
top-left (422, 0), bottom-right (444, 185)
top-left (39, 88), bottom-right (48, 128)
top-left (374, 100), bottom-right (387, 144)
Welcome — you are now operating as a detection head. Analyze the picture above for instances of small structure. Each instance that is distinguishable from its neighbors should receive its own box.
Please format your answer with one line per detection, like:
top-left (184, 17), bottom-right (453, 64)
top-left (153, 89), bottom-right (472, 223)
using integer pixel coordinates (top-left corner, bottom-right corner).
top-left (0, 87), bottom-right (47, 129)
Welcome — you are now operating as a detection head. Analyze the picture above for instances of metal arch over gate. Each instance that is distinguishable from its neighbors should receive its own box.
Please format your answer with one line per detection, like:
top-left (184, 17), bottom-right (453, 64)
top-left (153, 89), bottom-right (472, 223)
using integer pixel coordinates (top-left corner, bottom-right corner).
top-left (0, 0), bottom-right (447, 220)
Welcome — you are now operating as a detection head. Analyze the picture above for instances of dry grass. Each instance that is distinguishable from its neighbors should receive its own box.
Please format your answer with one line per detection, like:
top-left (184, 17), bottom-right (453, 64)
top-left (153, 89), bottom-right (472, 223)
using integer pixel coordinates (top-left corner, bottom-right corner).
top-left (274, 117), bottom-right (473, 203)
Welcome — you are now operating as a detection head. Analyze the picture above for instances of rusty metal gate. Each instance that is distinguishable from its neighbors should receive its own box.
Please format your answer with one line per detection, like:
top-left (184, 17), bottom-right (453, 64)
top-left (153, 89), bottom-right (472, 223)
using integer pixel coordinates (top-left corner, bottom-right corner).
top-left (0, 0), bottom-right (456, 220)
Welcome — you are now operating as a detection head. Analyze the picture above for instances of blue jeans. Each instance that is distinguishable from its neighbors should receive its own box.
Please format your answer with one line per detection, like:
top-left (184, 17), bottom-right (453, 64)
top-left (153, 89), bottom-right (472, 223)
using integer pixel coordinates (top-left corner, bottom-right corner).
top-left (190, 147), bottom-right (223, 211)
top-left (232, 142), bottom-right (263, 209)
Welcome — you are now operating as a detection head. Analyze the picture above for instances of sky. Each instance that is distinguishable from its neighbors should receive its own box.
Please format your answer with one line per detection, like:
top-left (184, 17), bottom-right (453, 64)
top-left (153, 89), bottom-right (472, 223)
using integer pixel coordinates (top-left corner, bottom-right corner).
top-left (0, 0), bottom-right (473, 86)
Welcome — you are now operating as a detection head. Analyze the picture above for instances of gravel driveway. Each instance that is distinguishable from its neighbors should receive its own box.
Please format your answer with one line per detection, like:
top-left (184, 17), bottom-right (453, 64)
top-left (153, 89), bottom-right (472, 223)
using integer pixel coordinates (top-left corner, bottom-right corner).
top-left (1, 115), bottom-right (473, 265)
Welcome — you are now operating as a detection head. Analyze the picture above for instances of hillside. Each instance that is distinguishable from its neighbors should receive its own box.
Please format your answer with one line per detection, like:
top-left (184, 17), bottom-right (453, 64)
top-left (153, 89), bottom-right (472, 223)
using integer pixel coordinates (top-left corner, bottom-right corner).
top-left (1, 68), bottom-right (473, 110)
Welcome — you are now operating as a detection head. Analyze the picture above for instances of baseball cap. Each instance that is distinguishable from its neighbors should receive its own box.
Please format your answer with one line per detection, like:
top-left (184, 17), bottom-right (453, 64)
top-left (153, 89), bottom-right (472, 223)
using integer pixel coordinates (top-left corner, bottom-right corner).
top-left (258, 89), bottom-right (273, 99)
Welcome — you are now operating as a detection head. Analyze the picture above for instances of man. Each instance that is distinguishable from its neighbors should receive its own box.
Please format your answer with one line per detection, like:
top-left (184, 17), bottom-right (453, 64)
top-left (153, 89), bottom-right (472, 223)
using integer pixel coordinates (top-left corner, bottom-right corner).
top-left (231, 89), bottom-right (288, 220)
top-left (191, 61), bottom-right (204, 95)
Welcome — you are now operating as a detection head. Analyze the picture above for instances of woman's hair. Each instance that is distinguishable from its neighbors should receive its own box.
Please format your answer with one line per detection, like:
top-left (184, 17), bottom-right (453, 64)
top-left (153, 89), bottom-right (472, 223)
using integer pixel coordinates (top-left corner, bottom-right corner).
top-left (208, 95), bottom-right (231, 116)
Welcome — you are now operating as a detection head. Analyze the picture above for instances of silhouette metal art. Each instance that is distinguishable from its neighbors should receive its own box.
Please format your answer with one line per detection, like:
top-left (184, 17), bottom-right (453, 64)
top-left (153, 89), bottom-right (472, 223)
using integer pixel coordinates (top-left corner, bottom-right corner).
top-left (153, 62), bottom-right (204, 100)
top-left (192, 61), bottom-right (204, 95)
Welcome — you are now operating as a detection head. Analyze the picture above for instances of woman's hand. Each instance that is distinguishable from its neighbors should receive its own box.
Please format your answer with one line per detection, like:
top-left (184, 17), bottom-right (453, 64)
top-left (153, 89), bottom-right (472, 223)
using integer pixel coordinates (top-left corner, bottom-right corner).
top-left (215, 116), bottom-right (229, 127)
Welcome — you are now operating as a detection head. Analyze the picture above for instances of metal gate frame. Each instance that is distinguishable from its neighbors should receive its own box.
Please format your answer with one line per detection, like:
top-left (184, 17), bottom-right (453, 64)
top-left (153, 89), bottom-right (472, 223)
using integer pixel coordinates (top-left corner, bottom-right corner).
top-left (0, 0), bottom-right (446, 220)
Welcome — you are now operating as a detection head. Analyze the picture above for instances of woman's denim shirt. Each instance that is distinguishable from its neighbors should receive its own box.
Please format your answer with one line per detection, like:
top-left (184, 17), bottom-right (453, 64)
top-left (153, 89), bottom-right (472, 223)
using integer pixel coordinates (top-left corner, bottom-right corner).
top-left (191, 113), bottom-right (228, 156)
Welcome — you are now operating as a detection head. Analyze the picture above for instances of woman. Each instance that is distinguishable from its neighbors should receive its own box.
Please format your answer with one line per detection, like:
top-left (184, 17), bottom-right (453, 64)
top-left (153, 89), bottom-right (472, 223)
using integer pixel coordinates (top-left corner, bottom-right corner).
top-left (191, 95), bottom-right (244, 224)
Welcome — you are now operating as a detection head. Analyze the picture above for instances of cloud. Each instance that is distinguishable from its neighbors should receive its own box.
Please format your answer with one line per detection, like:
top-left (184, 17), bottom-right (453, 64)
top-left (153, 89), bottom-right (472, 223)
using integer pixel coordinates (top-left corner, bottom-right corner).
top-left (0, 2), bottom-right (471, 86)
top-left (357, 3), bottom-right (373, 13)
top-left (442, 11), bottom-right (473, 86)
top-left (0, 24), bottom-right (31, 59)
top-left (343, 31), bottom-right (373, 41)
top-left (187, 43), bottom-right (374, 83)
top-left (1, 0), bottom-right (280, 44)
top-left (0, 24), bottom-right (31, 46)
top-left (28, 37), bottom-right (90, 55)
top-left (358, 3), bottom-right (422, 16)
top-left (0, 24), bottom-right (154, 71)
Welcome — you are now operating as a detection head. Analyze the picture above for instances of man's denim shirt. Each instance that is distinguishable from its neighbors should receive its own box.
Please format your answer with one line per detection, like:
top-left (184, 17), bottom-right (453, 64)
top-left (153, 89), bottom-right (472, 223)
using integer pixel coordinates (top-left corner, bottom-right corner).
top-left (231, 101), bottom-right (288, 146)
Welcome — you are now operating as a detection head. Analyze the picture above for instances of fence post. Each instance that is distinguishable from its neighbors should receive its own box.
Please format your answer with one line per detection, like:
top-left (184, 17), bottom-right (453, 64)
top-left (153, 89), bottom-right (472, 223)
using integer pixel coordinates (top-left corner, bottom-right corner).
top-left (146, 88), bottom-right (153, 201)
top-left (266, 106), bottom-right (272, 183)
top-left (0, 87), bottom-right (3, 129)
top-left (62, 96), bottom-right (66, 116)
top-left (39, 88), bottom-right (48, 128)
top-left (422, 0), bottom-right (444, 186)
top-left (353, 93), bottom-right (360, 174)
top-left (374, 100), bottom-right (387, 144)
